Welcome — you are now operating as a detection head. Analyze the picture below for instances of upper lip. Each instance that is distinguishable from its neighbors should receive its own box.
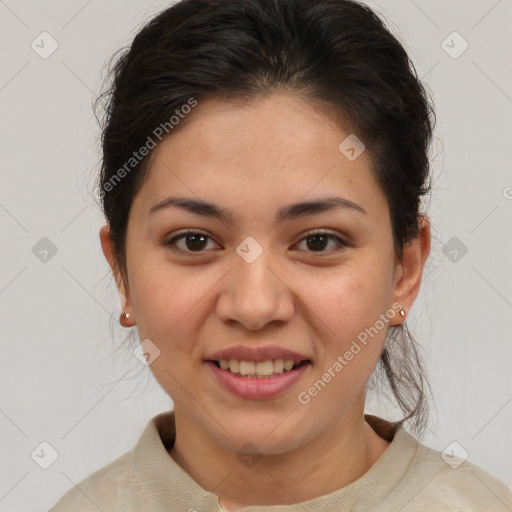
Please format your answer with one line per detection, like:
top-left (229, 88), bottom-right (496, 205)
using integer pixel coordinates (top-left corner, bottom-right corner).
top-left (206, 345), bottom-right (311, 363)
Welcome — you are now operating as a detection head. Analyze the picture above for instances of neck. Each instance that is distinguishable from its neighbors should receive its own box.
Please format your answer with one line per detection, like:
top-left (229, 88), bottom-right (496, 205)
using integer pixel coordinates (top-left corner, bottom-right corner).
top-left (169, 398), bottom-right (390, 511)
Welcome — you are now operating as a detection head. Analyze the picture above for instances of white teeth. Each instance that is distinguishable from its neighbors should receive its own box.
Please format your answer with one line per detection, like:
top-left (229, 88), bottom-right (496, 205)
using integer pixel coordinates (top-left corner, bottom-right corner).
top-left (239, 361), bottom-right (256, 375)
top-left (283, 360), bottom-right (294, 371)
top-left (256, 360), bottom-right (274, 376)
top-left (273, 359), bottom-right (284, 373)
top-left (217, 358), bottom-right (301, 377)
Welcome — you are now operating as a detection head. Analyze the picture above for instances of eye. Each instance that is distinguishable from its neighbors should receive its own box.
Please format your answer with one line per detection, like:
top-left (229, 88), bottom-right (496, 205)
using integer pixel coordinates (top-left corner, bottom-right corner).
top-left (163, 229), bottom-right (348, 256)
top-left (295, 230), bottom-right (348, 254)
top-left (163, 230), bottom-right (221, 254)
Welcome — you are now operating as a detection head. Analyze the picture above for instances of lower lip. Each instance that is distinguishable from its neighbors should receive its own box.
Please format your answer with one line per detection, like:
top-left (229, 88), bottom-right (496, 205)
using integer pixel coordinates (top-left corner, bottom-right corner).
top-left (205, 361), bottom-right (311, 400)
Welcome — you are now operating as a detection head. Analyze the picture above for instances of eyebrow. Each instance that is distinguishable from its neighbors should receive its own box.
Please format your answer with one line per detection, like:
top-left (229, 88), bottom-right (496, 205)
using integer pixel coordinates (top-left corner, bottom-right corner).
top-left (148, 196), bottom-right (367, 221)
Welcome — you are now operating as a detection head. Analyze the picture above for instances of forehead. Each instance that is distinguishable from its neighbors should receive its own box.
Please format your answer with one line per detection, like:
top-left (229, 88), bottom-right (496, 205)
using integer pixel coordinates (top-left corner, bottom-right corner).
top-left (131, 93), bottom-right (386, 221)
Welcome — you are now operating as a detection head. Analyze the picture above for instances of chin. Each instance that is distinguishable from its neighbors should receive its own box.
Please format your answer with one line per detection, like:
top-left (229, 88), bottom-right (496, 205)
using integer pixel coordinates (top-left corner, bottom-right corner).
top-left (214, 416), bottom-right (314, 457)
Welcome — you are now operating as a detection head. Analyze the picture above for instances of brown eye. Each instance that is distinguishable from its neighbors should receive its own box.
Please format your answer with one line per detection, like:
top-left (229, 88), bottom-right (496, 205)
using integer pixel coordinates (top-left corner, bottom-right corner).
top-left (296, 231), bottom-right (347, 253)
top-left (164, 231), bottom-right (219, 254)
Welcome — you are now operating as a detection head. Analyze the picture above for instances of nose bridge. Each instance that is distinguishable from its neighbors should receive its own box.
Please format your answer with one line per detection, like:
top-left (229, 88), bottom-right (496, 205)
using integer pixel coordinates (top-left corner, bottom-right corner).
top-left (216, 241), bottom-right (294, 330)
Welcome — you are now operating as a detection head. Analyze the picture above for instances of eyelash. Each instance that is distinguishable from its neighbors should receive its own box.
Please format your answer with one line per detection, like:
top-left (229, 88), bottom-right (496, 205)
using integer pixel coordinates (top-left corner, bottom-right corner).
top-left (163, 229), bottom-right (348, 256)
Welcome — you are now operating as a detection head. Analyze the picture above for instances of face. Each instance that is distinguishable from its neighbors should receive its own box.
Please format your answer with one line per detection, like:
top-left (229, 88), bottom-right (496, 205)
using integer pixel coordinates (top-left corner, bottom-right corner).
top-left (102, 92), bottom-right (423, 455)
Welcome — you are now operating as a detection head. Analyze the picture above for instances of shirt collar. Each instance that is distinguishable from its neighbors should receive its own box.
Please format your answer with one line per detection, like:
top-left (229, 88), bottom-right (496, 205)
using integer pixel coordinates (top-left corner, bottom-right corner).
top-left (130, 410), bottom-right (418, 511)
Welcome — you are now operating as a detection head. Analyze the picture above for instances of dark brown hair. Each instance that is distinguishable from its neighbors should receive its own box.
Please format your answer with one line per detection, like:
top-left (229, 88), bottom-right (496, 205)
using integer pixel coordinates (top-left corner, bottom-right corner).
top-left (94, 0), bottom-right (435, 435)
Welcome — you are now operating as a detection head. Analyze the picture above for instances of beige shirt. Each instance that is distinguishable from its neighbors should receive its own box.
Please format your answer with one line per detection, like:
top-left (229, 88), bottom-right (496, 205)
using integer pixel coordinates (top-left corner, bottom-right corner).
top-left (49, 411), bottom-right (512, 511)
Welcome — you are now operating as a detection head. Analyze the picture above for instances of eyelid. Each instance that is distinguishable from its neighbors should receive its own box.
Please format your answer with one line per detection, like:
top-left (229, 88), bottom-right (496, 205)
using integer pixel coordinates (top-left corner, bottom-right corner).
top-left (300, 228), bottom-right (345, 240)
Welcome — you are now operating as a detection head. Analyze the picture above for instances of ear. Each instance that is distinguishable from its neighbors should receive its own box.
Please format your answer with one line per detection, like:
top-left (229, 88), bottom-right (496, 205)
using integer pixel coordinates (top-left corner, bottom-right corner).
top-left (390, 216), bottom-right (431, 325)
top-left (99, 224), bottom-right (132, 313)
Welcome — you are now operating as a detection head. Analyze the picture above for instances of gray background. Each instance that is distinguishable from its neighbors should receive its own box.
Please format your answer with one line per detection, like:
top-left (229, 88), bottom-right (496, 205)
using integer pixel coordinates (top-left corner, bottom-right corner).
top-left (1, 0), bottom-right (511, 509)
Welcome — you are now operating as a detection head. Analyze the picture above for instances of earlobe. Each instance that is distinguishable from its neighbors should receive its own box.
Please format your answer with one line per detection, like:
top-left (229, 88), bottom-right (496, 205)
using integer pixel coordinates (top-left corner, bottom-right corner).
top-left (391, 216), bottom-right (431, 324)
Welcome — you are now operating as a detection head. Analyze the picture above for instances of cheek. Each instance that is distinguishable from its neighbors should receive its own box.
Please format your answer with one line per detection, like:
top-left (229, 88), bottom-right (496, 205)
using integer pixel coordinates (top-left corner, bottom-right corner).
top-left (127, 262), bottom-right (214, 397)
top-left (298, 275), bottom-right (391, 412)
top-left (296, 258), bottom-right (394, 383)
top-left (128, 258), bottom-right (208, 343)
top-left (301, 260), bottom-right (393, 333)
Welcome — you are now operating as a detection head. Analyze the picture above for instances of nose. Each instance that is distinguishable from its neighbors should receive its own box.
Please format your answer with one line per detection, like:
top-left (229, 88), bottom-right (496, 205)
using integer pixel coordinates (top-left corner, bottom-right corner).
top-left (215, 249), bottom-right (295, 331)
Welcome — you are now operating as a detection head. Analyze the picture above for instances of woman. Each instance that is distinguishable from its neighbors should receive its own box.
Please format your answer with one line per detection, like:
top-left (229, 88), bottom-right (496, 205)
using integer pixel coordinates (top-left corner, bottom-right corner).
top-left (50, 0), bottom-right (512, 510)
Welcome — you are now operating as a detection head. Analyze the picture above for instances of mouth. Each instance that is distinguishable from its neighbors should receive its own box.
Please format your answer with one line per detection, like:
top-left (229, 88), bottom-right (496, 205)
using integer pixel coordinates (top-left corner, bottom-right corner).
top-left (204, 356), bottom-right (312, 400)
top-left (204, 345), bottom-right (312, 399)
top-left (207, 358), bottom-right (311, 378)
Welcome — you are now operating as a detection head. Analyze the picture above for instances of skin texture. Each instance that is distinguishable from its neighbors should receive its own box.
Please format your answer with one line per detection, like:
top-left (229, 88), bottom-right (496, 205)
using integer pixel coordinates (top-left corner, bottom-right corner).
top-left (100, 92), bottom-right (431, 510)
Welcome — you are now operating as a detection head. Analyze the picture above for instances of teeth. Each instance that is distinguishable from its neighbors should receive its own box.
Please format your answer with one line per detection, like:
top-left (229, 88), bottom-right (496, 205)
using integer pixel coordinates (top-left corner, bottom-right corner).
top-left (273, 359), bottom-right (284, 373)
top-left (217, 358), bottom-right (301, 377)
top-left (239, 361), bottom-right (256, 375)
top-left (256, 360), bottom-right (274, 375)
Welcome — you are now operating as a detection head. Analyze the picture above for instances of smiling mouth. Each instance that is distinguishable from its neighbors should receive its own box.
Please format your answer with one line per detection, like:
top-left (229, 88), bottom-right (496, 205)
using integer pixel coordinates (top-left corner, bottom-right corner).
top-left (208, 358), bottom-right (310, 378)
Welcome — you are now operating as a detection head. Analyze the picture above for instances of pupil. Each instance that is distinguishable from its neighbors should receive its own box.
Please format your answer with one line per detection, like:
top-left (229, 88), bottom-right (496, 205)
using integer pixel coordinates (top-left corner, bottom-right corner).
top-left (307, 235), bottom-right (327, 251)
top-left (186, 234), bottom-right (207, 251)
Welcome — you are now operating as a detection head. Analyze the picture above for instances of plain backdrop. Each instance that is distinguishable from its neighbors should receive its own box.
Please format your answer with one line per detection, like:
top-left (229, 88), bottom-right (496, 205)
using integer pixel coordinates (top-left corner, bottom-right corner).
top-left (1, 0), bottom-right (511, 510)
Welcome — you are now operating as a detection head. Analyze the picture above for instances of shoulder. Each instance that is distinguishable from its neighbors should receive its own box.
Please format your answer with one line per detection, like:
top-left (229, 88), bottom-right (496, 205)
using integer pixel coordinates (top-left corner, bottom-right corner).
top-left (48, 451), bottom-right (146, 512)
top-left (385, 429), bottom-right (512, 511)
top-left (48, 410), bottom-right (184, 511)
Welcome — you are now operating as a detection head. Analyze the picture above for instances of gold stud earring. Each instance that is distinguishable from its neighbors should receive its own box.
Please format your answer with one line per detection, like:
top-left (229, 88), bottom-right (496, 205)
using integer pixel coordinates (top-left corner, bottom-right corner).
top-left (399, 309), bottom-right (406, 320)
